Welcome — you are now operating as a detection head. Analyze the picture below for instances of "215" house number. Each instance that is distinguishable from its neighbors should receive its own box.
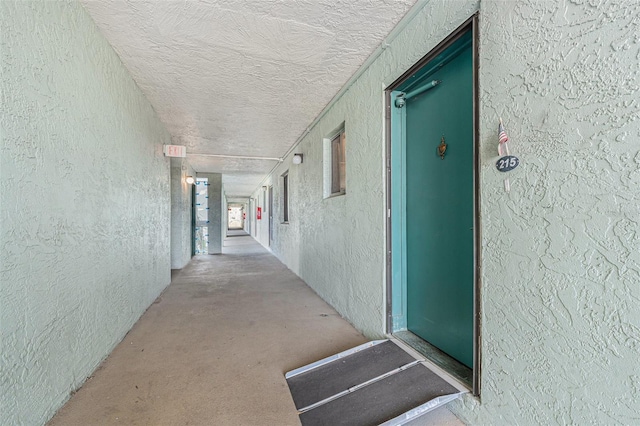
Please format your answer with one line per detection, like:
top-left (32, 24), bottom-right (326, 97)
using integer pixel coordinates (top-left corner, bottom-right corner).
top-left (496, 155), bottom-right (519, 172)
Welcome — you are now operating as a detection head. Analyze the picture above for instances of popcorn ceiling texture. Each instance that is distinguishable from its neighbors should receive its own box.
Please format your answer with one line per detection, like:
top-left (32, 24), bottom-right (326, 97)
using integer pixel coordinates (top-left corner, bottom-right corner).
top-left (1, 1), bottom-right (172, 424)
top-left (254, 0), bottom-right (640, 424)
top-left (80, 0), bottom-right (417, 197)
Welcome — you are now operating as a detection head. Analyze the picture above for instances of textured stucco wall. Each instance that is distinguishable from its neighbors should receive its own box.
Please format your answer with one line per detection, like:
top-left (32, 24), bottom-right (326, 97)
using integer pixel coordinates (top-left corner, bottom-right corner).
top-left (253, 0), bottom-right (640, 424)
top-left (170, 158), bottom-right (194, 269)
top-left (0, 1), bottom-right (172, 424)
top-left (456, 1), bottom-right (640, 424)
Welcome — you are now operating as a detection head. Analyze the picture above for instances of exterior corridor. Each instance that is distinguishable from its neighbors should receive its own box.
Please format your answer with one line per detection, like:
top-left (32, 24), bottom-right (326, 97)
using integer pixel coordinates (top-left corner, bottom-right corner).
top-left (48, 233), bottom-right (462, 425)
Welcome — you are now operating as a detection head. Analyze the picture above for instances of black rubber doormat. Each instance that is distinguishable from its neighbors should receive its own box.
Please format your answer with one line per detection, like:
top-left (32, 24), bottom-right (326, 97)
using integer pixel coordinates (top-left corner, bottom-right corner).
top-left (285, 340), bottom-right (464, 426)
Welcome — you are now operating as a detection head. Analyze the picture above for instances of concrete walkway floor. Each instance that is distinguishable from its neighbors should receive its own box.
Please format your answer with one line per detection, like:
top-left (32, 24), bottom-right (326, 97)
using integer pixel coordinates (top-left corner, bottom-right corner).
top-left (49, 232), bottom-right (463, 426)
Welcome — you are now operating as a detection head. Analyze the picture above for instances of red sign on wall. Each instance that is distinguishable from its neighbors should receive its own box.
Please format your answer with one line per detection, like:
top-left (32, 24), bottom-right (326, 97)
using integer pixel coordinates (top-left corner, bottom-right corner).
top-left (257, 207), bottom-right (262, 220)
top-left (163, 144), bottom-right (186, 157)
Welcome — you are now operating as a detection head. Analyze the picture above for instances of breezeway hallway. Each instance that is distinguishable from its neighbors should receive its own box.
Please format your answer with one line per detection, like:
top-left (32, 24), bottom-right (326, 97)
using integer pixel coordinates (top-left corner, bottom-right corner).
top-left (48, 233), bottom-right (462, 425)
top-left (4, 0), bottom-right (639, 424)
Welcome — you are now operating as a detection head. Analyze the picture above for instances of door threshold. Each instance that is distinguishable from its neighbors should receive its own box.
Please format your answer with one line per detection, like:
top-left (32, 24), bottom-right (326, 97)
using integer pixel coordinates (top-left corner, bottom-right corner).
top-left (392, 331), bottom-right (472, 390)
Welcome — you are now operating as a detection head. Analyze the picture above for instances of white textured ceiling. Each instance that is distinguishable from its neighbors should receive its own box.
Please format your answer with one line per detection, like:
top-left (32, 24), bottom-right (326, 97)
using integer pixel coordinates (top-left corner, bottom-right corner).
top-left (81, 0), bottom-right (417, 196)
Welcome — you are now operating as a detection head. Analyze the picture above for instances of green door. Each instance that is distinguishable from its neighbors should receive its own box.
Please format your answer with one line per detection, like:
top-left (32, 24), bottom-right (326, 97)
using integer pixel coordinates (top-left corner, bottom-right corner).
top-left (403, 33), bottom-right (474, 368)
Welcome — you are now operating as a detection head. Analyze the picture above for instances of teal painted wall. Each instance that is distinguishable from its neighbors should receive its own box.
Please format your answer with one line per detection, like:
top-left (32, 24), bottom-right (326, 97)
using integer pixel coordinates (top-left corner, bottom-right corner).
top-left (1, 1), bottom-right (172, 423)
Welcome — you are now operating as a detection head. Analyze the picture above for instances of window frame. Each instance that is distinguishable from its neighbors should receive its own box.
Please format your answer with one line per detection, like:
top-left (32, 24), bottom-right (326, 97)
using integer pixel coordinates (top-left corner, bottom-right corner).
top-left (281, 171), bottom-right (289, 223)
top-left (323, 124), bottom-right (346, 198)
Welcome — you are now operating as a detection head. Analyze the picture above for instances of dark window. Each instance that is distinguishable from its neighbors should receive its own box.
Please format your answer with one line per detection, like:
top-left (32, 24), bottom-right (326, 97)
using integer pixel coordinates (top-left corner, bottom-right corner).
top-left (331, 130), bottom-right (346, 195)
top-left (282, 172), bottom-right (289, 223)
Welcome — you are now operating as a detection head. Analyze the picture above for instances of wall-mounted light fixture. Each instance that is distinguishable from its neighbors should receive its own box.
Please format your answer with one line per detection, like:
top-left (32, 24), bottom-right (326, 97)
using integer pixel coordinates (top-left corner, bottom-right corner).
top-left (185, 176), bottom-right (195, 185)
top-left (292, 153), bottom-right (304, 165)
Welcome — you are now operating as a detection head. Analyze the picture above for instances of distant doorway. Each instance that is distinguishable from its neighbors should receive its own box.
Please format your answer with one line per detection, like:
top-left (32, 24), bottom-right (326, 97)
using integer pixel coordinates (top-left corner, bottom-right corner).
top-left (249, 198), bottom-right (255, 236)
top-left (191, 184), bottom-right (196, 257)
top-left (194, 178), bottom-right (209, 254)
top-left (228, 206), bottom-right (244, 230)
top-left (268, 186), bottom-right (274, 246)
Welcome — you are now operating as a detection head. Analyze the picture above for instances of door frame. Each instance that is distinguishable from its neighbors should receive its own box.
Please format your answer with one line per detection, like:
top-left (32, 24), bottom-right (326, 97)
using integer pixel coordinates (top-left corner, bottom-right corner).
top-left (191, 183), bottom-right (197, 257)
top-left (249, 198), bottom-right (255, 236)
top-left (268, 186), bottom-right (274, 245)
top-left (384, 14), bottom-right (481, 396)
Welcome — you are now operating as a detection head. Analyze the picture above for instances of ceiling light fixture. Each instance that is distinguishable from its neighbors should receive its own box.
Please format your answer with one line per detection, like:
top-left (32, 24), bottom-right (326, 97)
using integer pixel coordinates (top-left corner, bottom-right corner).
top-left (185, 176), bottom-right (195, 185)
top-left (292, 153), bottom-right (304, 165)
